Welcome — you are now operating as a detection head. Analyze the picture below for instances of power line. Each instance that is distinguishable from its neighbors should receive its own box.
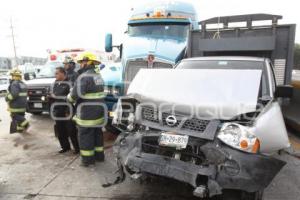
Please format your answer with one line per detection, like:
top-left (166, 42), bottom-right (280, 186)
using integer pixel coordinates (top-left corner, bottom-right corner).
top-left (10, 17), bottom-right (18, 67)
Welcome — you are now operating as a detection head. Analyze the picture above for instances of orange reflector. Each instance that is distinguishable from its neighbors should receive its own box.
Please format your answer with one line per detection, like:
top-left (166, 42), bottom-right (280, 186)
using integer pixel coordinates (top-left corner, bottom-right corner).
top-left (252, 139), bottom-right (260, 153)
top-left (154, 11), bottom-right (163, 17)
top-left (240, 140), bottom-right (249, 149)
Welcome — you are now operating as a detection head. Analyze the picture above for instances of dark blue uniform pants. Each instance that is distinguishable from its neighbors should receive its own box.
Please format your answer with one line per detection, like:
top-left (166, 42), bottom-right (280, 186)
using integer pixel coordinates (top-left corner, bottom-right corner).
top-left (78, 127), bottom-right (104, 164)
top-left (10, 112), bottom-right (28, 134)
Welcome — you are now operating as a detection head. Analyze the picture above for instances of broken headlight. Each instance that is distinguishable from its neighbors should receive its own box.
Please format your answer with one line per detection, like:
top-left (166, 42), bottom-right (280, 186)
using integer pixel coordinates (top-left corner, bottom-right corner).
top-left (112, 98), bottom-right (136, 131)
top-left (217, 123), bottom-right (260, 154)
top-left (126, 113), bottom-right (135, 131)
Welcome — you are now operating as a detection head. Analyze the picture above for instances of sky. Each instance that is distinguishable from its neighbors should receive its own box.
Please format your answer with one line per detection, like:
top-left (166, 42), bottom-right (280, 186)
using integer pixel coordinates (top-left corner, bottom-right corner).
top-left (0, 0), bottom-right (299, 58)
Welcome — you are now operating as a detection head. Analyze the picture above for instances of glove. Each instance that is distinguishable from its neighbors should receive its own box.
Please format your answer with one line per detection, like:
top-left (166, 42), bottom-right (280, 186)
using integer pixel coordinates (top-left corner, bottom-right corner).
top-left (5, 94), bottom-right (10, 102)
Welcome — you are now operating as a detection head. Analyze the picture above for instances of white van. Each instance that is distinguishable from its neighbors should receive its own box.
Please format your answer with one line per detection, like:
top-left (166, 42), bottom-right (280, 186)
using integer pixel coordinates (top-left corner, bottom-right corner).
top-left (0, 76), bottom-right (9, 94)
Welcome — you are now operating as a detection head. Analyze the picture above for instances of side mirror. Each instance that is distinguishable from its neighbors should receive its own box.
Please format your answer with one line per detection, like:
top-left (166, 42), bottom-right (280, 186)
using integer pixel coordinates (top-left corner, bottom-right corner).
top-left (24, 73), bottom-right (30, 81)
top-left (275, 85), bottom-right (293, 98)
top-left (105, 33), bottom-right (113, 52)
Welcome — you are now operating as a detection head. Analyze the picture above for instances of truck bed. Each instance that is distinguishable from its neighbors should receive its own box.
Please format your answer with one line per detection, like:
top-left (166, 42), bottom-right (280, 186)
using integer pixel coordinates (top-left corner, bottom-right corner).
top-left (186, 14), bottom-right (296, 85)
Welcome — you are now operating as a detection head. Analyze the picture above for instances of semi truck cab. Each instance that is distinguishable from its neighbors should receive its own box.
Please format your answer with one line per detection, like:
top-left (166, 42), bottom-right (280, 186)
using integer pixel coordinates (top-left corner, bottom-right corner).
top-left (103, 1), bottom-right (198, 123)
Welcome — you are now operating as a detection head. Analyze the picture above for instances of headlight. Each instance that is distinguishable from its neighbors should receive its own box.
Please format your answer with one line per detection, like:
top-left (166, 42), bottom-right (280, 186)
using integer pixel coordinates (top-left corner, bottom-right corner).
top-left (104, 87), bottom-right (110, 94)
top-left (217, 123), bottom-right (260, 153)
top-left (104, 87), bottom-right (120, 96)
top-left (111, 87), bottom-right (120, 95)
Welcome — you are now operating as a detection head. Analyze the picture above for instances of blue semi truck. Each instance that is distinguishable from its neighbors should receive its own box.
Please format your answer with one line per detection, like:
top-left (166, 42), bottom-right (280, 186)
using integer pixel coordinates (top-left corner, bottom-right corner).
top-left (102, 1), bottom-right (198, 128)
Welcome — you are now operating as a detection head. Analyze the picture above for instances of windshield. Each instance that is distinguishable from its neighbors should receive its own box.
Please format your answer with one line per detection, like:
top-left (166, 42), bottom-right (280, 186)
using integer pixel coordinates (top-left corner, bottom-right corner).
top-left (36, 62), bottom-right (61, 79)
top-left (128, 23), bottom-right (189, 39)
top-left (176, 60), bottom-right (270, 97)
top-left (176, 60), bottom-right (264, 69)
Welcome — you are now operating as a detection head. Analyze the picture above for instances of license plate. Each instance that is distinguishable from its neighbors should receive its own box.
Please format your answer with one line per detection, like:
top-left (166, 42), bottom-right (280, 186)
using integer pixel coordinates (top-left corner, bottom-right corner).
top-left (33, 103), bottom-right (43, 108)
top-left (159, 132), bottom-right (189, 149)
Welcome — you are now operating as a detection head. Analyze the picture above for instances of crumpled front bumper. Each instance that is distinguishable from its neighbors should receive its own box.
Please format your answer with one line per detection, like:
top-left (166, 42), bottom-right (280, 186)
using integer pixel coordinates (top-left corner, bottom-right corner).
top-left (114, 132), bottom-right (286, 196)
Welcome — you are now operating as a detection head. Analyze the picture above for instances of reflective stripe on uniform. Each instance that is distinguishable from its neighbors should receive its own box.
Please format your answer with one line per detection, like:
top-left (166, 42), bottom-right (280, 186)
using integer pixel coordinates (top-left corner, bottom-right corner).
top-left (19, 92), bottom-right (27, 97)
top-left (73, 116), bottom-right (105, 127)
top-left (9, 107), bottom-right (26, 113)
top-left (7, 93), bottom-right (13, 100)
top-left (17, 126), bottom-right (24, 131)
top-left (20, 120), bottom-right (29, 127)
top-left (82, 92), bottom-right (106, 99)
top-left (67, 94), bottom-right (75, 103)
top-left (80, 150), bottom-right (95, 157)
top-left (95, 146), bottom-right (104, 152)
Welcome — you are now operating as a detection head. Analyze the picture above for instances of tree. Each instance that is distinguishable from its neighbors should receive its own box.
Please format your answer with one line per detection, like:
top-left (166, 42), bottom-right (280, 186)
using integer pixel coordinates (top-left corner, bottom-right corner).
top-left (294, 43), bottom-right (300, 69)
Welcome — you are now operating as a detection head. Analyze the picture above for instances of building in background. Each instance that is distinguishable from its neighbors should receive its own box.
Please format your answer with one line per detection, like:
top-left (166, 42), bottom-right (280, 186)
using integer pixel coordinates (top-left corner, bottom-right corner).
top-left (0, 57), bottom-right (12, 70)
top-left (0, 56), bottom-right (47, 72)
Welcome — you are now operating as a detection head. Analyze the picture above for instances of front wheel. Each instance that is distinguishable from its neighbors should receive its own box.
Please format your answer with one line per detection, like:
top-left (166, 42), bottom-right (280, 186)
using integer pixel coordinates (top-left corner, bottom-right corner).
top-left (220, 190), bottom-right (263, 200)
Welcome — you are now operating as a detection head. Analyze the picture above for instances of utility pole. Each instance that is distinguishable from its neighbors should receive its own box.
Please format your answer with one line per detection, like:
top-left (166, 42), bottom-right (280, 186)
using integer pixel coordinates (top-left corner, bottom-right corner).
top-left (10, 17), bottom-right (18, 67)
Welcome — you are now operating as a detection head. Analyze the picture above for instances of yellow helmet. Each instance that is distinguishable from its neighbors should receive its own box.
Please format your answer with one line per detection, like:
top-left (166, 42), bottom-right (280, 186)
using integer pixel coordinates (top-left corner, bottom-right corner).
top-left (76, 52), bottom-right (101, 65)
top-left (10, 68), bottom-right (22, 77)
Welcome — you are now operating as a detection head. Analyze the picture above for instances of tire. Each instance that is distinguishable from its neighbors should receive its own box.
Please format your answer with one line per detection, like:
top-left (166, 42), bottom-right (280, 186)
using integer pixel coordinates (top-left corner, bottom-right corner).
top-left (220, 190), bottom-right (263, 200)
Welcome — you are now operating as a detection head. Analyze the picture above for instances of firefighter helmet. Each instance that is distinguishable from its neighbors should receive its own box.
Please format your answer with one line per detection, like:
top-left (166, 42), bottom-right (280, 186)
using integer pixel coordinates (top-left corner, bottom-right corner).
top-left (63, 56), bottom-right (75, 64)
top-left (9, 68), bottom-right (22, 77)
top-left (76, 52), bottom-right (101, 65)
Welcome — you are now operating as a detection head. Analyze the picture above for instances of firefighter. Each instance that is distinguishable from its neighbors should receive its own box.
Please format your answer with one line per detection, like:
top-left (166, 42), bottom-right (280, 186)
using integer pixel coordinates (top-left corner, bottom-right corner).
top-left (5, 68), bottom-right (29, 134)
top-left (67, 52), bottom-right (106, 167)
top-left (51, 67), bottom-right (80, 154)
top-left (63, 56), bottom-right (78, 84)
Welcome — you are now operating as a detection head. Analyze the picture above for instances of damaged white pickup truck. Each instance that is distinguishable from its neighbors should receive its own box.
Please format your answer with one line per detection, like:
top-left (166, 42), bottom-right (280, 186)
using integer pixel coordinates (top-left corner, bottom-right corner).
top-left (111, 57), bottom-right (293, 200)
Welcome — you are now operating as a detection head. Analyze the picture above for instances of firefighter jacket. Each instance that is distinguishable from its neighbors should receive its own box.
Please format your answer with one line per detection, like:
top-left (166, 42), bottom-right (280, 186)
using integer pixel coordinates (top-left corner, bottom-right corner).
top-left (67, 65), bottom-right (106, 127)
top-left (5, 80), bottom-right (27, 113)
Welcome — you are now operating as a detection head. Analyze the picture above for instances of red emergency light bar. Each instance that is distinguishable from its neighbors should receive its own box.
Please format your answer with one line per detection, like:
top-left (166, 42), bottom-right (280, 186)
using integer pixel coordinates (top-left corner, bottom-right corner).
top-left (50, 54), bottom-right (57, 61)
top-left (57, 48), bottom-right (85, 53)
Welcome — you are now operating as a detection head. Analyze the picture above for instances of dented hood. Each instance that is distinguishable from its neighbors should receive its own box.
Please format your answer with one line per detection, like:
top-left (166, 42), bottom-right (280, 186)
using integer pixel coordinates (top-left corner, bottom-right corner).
top-left (127, 69), bottom-right (262, 119)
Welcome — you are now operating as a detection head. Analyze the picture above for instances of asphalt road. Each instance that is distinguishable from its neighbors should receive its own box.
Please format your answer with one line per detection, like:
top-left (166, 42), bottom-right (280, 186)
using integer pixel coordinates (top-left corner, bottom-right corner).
top-left (0, 97), bottom-right (300, 200)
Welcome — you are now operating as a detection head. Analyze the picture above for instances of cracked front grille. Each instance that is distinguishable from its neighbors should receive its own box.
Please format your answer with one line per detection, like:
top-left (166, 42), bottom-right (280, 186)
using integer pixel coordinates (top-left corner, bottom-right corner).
top-left (162, 112), bottom-right (181, 127)
top-left (182, 118), bottom-right (210, 132)
top-left (141, 106), bottom-right (159, 123)
top-left (141, 106), bottom-right (209, 133)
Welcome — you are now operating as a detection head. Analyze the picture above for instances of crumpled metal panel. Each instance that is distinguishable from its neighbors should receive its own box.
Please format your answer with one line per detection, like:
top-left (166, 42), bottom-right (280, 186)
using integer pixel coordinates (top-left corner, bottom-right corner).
top-left (114, 131), bottom-right (286, 195)
top-left (250, 102), bottom-right (290, 153)
top-left (127, 69), bottom-right (262, 120)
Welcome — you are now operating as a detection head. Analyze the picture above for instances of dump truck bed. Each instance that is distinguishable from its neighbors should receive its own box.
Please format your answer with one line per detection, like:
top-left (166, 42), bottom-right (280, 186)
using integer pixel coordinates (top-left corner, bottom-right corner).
top-left (187, 14), bottom-right (296, 85)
